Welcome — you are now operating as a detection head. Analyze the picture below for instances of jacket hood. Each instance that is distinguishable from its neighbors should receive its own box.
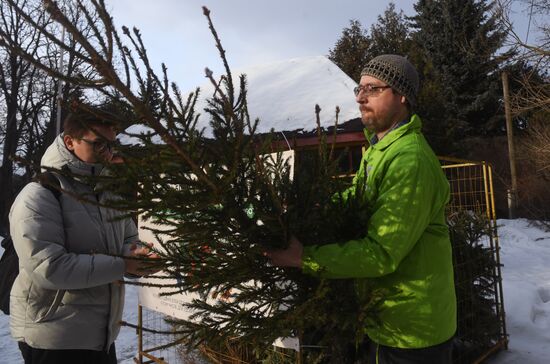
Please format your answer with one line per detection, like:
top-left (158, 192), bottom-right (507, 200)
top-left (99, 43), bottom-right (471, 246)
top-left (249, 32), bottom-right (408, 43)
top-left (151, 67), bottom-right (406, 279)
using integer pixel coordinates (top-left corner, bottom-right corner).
top-left (41, 134), bottom-right (105, 177)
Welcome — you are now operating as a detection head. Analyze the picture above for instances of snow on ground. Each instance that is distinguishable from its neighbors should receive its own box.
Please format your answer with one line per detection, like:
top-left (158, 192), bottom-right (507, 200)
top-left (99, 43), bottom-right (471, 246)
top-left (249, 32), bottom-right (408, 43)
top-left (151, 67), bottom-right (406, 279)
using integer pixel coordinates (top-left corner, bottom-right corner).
top-left (117, 285), bottom-right (141, 363)
top-left (2, 219), bottom-right (550, 363)
top-left (487, 219), bottom-right (550, 363)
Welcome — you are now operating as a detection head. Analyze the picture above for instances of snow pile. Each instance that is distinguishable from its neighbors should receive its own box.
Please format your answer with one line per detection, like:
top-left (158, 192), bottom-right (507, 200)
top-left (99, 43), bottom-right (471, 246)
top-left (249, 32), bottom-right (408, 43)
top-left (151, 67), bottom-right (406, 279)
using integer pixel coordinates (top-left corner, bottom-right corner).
top-left (2, 220), bottom-right (550, 363)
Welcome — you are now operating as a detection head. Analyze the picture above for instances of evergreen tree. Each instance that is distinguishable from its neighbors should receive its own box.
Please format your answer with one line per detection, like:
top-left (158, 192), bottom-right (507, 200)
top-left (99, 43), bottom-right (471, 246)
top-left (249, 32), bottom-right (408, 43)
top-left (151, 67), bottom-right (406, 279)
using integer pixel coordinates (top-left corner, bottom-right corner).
top-left (411, 0), bottom-right (510, 146)
top-left (1, 2), bottom-right (383, 360)
top-left (328, 20), bottom-right (370, 81)
top-left (411, 52), bottom-right (454, 154)
top-left (369, 2), bottom-right (411, 56)
top-left (448, 210), bottom-right (504, 362)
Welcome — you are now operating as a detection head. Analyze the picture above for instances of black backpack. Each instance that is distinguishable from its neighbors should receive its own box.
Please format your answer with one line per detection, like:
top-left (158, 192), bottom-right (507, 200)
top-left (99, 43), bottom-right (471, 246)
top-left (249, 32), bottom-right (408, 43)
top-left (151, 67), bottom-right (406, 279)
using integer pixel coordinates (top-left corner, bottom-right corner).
top-left (0, 172), bottom-right (61, 315)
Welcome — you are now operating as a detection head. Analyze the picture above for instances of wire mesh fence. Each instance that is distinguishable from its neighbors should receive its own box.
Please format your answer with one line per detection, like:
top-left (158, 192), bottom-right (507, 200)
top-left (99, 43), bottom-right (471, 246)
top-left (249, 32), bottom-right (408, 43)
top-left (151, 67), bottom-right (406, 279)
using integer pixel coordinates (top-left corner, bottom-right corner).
top-left (134, 305), bottom-right (187, 364)
top-left (132, 304), bottom-right (294, 364)
top-left (441, 157), bottom-right (507, 364)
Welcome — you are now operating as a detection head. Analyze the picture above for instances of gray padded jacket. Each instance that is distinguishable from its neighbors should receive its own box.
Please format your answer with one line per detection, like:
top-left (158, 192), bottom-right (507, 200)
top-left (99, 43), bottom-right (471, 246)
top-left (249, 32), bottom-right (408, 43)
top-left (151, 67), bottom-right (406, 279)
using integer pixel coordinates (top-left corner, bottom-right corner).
top-left (9, 134), bottom-right (138, 351)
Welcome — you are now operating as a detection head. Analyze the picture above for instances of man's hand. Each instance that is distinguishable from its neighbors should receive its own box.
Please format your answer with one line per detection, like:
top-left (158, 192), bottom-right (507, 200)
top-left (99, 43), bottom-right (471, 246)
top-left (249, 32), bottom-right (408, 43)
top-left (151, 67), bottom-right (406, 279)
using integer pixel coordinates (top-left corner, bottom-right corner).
top-left (124, 242), bottom-right (161, 277)
top-left (266, 235), bottom-right (303, 268)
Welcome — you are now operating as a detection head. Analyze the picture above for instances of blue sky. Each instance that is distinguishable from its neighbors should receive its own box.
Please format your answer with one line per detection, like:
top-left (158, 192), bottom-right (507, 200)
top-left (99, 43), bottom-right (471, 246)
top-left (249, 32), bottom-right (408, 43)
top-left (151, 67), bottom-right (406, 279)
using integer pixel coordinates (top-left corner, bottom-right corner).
top-left (106, 0), bottom-right (534, 92)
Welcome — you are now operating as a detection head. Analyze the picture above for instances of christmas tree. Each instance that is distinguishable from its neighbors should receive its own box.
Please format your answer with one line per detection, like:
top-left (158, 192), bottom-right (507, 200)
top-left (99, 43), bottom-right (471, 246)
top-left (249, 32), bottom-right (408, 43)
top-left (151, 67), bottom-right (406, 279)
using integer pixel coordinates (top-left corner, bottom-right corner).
top-left (1, 1), bottom-right (383, 360)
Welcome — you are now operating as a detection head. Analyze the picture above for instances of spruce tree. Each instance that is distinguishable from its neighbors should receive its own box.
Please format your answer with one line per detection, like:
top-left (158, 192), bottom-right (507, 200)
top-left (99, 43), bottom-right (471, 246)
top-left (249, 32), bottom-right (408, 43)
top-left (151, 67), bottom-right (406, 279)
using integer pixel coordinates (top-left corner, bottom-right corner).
top-left (411, 0), bottom-right (510, 145)
top-left (328, 3), bottom-right (412, 82)
top-left (448, 210), bottom-right (503, 362)
top-left (369, 2), bottom-right (411, 56)
top-left (328, 20), bottom-right (371, 81)
top-left (1, 1), bottom-right (385, 360)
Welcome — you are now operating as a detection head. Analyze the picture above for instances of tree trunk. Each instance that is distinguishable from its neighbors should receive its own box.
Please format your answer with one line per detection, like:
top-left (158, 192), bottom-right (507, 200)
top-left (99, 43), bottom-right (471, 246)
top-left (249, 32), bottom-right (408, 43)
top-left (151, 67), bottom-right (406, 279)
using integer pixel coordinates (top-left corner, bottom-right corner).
top-left (0, 99), bottom-right (19, 235)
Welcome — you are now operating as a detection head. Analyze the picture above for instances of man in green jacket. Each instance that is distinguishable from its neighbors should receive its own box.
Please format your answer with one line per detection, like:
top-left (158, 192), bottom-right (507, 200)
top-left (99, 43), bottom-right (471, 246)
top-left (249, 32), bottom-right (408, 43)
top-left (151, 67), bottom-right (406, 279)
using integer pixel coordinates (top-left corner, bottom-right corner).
top-left (268, 55), bottom-right (456, 363)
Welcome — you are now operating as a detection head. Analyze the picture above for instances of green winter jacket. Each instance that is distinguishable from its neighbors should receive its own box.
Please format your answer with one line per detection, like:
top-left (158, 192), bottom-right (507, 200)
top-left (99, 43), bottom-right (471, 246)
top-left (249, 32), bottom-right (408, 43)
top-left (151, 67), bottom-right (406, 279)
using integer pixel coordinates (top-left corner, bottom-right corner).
top-left (302, 114), bottom-right (457, 349)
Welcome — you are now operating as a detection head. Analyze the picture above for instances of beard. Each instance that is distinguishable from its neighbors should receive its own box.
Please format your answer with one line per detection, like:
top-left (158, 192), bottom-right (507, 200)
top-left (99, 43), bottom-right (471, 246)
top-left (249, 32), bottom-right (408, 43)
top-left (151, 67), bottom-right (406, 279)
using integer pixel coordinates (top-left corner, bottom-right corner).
top-left (361, 118), bottom-right (376, 131)
top-left (360, 108), bottom-right (400, 136)
top-left (360, 108), bottom-right (376, 130)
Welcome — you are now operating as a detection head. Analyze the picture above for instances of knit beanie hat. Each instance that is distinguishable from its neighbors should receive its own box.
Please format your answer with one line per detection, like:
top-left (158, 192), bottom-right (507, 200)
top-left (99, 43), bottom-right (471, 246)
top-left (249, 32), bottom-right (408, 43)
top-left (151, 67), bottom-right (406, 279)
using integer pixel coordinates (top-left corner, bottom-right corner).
top-left (360, 54), bottom-right (419, 107)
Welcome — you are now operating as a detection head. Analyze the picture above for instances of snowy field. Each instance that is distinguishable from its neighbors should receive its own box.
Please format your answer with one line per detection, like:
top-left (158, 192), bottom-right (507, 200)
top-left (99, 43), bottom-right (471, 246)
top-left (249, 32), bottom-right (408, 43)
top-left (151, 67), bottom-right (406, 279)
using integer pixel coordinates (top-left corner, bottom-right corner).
top-left (1, 218), bottom-right (549, 363)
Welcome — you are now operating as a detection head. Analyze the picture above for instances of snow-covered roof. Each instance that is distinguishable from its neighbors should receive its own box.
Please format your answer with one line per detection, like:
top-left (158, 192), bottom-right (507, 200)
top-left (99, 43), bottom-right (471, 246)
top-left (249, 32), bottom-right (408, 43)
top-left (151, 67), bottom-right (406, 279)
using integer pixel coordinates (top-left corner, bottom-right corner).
top-left (195, 55), bottom-right (360, 136)
top-left (121, 56), bottom-right (360, 143)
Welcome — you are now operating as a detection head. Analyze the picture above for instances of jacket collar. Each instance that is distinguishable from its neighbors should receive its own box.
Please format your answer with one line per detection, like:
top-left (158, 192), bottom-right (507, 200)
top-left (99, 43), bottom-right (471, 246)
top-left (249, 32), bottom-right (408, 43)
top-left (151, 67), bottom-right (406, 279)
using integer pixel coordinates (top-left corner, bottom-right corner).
top-left (41, 134), bottom-right (105, 178)
top-left (363, 114), bottom-right (422, 151)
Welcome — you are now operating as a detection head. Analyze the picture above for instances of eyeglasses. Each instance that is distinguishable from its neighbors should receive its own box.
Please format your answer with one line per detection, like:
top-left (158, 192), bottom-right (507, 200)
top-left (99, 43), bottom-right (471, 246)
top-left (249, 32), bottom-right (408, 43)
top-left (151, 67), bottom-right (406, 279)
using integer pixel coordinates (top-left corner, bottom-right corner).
top-left (353, 84), bottom-right (391, 97)
top-left (80, 138), bottom-right (118, 153)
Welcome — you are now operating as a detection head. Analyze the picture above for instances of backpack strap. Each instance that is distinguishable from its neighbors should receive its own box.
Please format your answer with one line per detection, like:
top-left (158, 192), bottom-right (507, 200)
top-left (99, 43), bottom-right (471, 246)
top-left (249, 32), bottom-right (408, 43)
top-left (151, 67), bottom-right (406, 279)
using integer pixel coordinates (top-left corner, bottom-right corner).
top-left (35, 172), bottom-right (62, 202)
top-left (32, 172), bottom-right (67, 313)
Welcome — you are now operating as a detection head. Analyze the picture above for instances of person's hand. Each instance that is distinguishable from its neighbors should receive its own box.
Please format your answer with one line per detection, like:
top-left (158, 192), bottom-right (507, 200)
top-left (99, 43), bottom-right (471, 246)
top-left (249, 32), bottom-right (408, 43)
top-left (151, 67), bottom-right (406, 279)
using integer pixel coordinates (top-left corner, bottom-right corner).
top-left (265, 235), bottom-right (303, 268)
top-left (124, 242), bottom-right (161, 277)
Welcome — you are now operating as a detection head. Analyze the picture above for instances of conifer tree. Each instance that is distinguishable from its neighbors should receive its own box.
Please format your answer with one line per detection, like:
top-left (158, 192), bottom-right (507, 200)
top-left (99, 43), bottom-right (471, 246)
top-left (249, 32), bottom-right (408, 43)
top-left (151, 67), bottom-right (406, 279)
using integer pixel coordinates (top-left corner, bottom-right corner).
top-left (1, 1), bottom-right (383, 360)
top-left (328, 20), bottom-right (371, 81)
top-left (411, 0), bottom-right (510, 144)
top-left (328, 3), bottom-right (412, 81)
top-left (369, 2), bottom-right (411, 56)
top-left (448, 210), bottom-right (503, 362)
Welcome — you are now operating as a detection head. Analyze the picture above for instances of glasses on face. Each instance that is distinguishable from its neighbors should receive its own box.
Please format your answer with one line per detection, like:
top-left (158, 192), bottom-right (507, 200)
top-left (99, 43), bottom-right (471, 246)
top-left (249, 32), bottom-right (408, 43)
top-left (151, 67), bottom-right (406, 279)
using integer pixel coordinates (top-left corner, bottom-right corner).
top-left (80, 138), bottom-right (118, 153)
top-left (353, 84), bottom-right (391, 97)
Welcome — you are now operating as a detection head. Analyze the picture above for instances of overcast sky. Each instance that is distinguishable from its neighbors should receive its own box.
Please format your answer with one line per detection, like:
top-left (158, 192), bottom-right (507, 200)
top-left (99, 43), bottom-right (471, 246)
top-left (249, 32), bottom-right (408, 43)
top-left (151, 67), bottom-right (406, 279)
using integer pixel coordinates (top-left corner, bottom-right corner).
top-left (106, 0), bottom-right (533, 92)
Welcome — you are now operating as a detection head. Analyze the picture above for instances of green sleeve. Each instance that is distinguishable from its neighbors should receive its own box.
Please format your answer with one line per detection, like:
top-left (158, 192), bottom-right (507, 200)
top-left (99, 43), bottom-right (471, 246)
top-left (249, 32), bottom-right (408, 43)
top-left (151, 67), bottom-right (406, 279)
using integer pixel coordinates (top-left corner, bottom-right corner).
top-left (302, 151), bottom-right (438, 278)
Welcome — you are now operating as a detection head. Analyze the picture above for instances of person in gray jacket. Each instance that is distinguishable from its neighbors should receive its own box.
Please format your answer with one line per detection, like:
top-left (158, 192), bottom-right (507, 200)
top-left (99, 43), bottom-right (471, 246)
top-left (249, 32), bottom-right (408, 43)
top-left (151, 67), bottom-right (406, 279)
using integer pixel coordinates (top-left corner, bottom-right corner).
top-left (9, 106), bottom-right (157, 364)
